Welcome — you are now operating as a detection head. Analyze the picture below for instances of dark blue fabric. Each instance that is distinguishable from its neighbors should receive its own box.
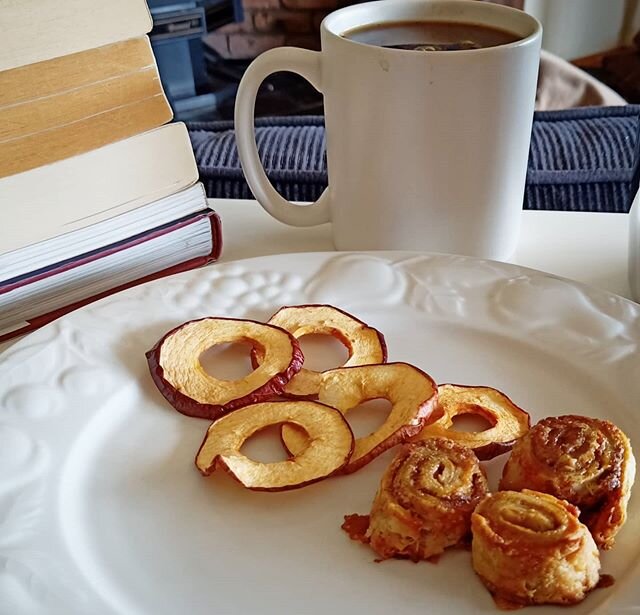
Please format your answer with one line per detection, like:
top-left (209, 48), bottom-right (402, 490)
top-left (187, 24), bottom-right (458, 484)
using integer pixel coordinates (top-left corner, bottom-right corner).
top-left (188, 106), bottom-right (640, 212)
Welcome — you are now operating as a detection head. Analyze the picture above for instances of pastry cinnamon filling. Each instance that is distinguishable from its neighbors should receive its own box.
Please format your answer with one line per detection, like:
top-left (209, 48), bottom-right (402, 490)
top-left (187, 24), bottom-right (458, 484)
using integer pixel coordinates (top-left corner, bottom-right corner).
top-left (364, 439), bottom-right (489, 561)
top-left (471, 489), bottom-right (601, 608)
top-left (500, 415), bottom-right (635, 549)
top-left (499, 504), bottom-right (561, 533)
top-left (401, 452), bottom-right (475, 501)
top-left (530, 419), bottom-right (620, 486)
top-left (481, 491), bottom-right (573, 539)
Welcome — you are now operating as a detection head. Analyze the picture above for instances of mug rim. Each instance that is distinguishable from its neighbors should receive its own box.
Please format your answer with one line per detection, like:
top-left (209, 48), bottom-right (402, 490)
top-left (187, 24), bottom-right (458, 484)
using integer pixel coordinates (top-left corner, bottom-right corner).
top-left (322, 0), bottom-right (542, 55)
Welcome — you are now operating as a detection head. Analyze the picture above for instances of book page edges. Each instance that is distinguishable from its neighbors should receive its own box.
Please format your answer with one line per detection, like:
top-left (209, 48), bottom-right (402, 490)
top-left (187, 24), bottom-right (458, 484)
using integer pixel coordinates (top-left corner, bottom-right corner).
top-left (0, 123), bottom-right (199, 253)
top-left (0, 0), bottom-right (153, 71)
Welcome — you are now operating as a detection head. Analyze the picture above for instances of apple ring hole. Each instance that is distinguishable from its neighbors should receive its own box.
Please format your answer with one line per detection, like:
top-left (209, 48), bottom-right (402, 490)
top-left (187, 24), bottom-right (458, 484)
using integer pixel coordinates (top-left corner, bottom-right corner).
top-left (450, 404), bottom-right (496, 433)
top-left (346, 398), bottom-right (393, 439)
top-left (199, 340), bottom-right (257, 381)
top-left (296, 333), bottom-right (350, 372)
top-left (240, 424), bottom-right (292, 463)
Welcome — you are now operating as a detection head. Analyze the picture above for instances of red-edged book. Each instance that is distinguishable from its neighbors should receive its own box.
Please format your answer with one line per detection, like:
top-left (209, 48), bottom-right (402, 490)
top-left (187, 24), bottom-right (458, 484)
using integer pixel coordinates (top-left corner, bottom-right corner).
top-left (0, 203), bottom-right (222, 342)
top-left (0, 124), bottom-right (220, 342)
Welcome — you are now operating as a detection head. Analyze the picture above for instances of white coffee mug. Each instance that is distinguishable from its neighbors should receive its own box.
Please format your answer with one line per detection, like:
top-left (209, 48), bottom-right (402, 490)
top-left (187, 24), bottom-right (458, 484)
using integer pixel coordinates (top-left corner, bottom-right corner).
top-left (235, 0), bottom-right (542, 259)
top-left (629, 188), bottom-right (639, 302)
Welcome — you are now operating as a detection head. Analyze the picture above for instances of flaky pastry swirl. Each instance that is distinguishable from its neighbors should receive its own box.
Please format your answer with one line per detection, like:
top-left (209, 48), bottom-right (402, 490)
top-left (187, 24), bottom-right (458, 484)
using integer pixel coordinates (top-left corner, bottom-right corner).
top-left (366, 438), bottom-right (488, 561)
top-left (500, 415), bottom-right (635, 549)
top-left (471, 489), bottom-right (600, 607)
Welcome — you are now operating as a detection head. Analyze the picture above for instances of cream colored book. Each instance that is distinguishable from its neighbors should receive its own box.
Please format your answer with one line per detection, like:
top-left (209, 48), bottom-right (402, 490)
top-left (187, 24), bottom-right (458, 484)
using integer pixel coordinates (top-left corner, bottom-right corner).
top-left (0, 0), bottom-right (153, 72)
top-left (1, 184), bottom-right (208, 281)
top-left (0, 37), bottom-right (172, 178)
top-left (0, 123), bottom-right (199, 254)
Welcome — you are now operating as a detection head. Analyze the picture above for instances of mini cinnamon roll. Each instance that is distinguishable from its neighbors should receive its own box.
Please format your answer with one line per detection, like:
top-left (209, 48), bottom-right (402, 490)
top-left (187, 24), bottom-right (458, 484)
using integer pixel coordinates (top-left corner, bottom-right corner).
top-left (366, 438), bottom-right (488, 561)
top-left (500, 415), bottom-right (635, 549)
top-left (471, 490), bottom-right (600, 607)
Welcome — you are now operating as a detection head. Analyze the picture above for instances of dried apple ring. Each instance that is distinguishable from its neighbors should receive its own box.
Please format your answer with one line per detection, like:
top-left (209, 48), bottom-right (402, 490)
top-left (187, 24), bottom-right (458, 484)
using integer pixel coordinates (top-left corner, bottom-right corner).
top-left (195, 400), bottom-right (354, 491)
top-left (146, 317), bottom-right (303, 420)
top-left (282, 363), bottom-right (438, 474)
top-left (253, 305), bottom-right (387, 398)
top-left (412, 384), bottom-right (530, 459)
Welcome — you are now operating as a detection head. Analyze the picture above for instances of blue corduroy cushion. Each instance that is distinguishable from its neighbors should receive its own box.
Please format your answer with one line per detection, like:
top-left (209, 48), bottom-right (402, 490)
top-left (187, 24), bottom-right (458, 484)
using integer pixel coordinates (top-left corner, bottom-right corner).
top-left (188, 106), bottom-right (640, 213)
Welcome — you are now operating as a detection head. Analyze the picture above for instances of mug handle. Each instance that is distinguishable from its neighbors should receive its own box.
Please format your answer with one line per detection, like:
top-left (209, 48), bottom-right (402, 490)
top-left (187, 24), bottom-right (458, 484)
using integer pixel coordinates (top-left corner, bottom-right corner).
top-left (234, 47), bottom-right (331, 227)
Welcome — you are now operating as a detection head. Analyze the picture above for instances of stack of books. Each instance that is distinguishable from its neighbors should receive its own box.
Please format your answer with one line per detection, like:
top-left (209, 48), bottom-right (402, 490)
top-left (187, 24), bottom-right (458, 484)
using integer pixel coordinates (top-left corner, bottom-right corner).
top-left (0, 0), bottom-right (222, 342)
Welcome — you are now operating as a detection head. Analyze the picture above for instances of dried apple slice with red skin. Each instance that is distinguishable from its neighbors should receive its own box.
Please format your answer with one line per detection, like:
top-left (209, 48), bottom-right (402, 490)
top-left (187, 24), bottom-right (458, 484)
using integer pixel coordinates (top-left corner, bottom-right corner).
top-left (252, 304), bottom-right (387, 399)
top-left (282, 363), bottom-right (438, 474)
top-left (412, 384), bottom-right (531, 459)
top-left (195, 400), bottom-right (355, 491)
top-left (146, 317), bottom-right (303, 420)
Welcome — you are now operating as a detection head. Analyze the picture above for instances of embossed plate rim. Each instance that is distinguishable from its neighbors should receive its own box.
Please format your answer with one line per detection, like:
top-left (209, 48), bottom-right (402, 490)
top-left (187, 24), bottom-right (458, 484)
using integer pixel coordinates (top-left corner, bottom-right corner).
top-left (0, 251), bottom-right (638, 615)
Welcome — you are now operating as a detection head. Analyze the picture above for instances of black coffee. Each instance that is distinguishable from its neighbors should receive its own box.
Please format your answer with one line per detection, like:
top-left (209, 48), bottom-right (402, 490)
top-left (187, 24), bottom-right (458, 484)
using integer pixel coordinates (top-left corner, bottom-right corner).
top-left (343, 20), bottom-right (520, 51)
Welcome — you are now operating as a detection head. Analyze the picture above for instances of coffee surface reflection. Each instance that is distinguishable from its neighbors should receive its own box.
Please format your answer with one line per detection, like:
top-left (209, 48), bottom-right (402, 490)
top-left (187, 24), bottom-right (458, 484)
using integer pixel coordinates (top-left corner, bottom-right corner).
top-left (343, 20), bottom-right (520, 51)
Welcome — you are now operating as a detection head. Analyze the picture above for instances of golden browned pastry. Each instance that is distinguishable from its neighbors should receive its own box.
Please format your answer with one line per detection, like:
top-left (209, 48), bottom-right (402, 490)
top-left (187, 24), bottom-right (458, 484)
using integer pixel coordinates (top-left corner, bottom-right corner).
top-left (472, 489), bottom-right (601, 607)
top-left (500, 415), bottom-right (636, 549)
top-left (365, 438), bottom-right (488, 561)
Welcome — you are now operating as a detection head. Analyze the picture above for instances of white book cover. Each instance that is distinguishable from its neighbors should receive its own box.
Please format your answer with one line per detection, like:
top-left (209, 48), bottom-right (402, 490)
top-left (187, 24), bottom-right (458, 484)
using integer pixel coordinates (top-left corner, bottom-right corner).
top-left (0, 215), bottom-right (215, 336)
top-left (0, 183), bottom-right (208, 282)
top-left (0, 0), bottom-right (153, 71)
top-left (0, 123), bottom-right (199, 255)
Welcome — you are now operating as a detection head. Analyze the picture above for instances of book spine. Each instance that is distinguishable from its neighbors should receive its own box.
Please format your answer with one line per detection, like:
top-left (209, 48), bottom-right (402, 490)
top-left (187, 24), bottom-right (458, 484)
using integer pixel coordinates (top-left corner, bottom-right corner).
top-left (1, 211), bottom-right (218, 292)
top-left (0, 211), bottom-right (223, 343)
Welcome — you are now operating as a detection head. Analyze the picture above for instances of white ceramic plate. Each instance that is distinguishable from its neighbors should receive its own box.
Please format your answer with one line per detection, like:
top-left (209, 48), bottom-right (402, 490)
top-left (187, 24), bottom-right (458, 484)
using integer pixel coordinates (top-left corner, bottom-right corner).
top-left (1, 252), bottom-right (639, 615)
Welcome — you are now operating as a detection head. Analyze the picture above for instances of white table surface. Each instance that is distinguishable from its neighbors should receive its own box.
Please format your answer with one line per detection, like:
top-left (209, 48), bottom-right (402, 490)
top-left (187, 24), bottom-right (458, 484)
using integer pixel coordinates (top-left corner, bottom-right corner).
top-left (0, 199), bottom-right (633, 355)
top-left (215, 199), bottom-right (632, 298)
